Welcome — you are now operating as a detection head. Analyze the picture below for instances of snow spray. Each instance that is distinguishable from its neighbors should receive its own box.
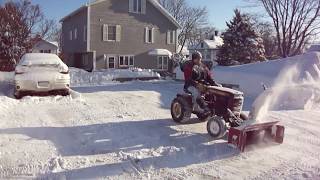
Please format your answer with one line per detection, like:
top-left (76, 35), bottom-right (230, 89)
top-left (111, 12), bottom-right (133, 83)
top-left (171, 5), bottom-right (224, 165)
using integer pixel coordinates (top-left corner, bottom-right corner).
top-left (252, 63), bottom-right (320, 121)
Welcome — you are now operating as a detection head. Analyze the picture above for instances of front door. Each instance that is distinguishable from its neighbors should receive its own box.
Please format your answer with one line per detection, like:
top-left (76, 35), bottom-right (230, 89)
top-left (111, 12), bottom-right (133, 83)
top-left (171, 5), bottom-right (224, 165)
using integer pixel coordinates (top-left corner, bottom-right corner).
top-left (107, 56), bottom-right (116, 69)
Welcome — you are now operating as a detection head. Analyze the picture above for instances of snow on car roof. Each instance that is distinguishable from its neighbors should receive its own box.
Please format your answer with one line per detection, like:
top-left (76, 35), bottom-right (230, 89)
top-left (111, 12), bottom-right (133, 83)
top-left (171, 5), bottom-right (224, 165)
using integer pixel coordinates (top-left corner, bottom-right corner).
top-left (20, 53), bottom-right (62, 65)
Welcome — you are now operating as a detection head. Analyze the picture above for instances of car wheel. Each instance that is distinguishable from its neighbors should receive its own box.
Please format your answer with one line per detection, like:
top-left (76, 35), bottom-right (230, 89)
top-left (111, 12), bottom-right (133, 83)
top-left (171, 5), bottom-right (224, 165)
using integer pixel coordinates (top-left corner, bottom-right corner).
top-left (171, 97), bottom-right (192, 123)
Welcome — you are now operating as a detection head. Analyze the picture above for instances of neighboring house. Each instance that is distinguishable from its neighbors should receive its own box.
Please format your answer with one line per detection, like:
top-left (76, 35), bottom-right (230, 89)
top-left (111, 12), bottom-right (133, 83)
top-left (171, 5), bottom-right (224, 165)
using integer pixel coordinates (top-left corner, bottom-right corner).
top-left (32, 40), bottom-right (59, 54)
top-left (60, 0), bottom-right (180, 72)
top-left (307, 44), bottom-right (320, 52)
top-left (189, 35), bottom-right (223, 66)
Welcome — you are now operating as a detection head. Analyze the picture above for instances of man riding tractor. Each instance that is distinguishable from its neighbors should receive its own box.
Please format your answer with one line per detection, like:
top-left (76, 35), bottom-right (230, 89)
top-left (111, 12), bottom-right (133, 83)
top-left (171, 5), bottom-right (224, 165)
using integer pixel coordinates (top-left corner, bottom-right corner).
top-left (183, 51), bottom-right (221, 118)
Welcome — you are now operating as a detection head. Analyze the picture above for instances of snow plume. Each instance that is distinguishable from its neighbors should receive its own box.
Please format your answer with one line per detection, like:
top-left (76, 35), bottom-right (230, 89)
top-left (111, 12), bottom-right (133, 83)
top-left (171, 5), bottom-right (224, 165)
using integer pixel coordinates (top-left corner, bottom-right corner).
top-left (251, 63), bottom-right (320, 121)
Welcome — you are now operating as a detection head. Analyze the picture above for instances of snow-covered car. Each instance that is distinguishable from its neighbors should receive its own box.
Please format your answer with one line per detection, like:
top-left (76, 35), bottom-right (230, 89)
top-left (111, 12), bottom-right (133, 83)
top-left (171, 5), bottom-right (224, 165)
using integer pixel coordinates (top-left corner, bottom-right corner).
top-left (14, 53), bottom-right (70, 99)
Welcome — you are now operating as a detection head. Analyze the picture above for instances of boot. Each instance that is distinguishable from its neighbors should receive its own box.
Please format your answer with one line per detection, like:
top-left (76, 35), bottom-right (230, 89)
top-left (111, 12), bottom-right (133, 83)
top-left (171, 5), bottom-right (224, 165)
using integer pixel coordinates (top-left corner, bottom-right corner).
top-left (196, 97), bottom-right (211, 117)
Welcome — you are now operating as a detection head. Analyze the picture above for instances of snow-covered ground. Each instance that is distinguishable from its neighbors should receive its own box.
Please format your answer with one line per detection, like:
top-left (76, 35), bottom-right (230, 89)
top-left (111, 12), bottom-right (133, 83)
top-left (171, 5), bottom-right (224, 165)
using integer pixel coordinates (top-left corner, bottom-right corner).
top-left (0, 54), bottom-right (320, 179)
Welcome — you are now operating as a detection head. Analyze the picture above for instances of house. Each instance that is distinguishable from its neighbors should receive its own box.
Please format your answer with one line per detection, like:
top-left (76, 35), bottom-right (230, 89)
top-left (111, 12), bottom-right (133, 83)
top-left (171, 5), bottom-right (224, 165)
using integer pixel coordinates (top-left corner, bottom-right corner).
top-left (307, 44), bottom-right (320, 52)
top-left (189, 34), bottom-right (223, 66)
top-left (60, 0), bottom-right (181, 72)
top-left (32, 39), bottom-right (59, 54)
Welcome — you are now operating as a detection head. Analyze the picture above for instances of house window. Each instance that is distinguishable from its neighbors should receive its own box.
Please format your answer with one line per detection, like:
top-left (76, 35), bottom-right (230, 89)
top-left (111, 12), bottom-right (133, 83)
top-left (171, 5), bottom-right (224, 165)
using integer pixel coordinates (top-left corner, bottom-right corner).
top-left (103, 24), bottom-right (121, 42)
top-left (206, 52), bottom-right (211, 59)
top-left (40, 50), bottom-right (51, 53)
top-left (74, 28), bottom-right (78, 40)
top-left (84, 26), bottom-right (87, 42)
top-left (69, 30), bottom-right (73, 40)
top-left (201, 43), bottom-right (204, 48)
top-left (157, 56), bottom-right (169, 70)
top-left (167, 30), bottom-right (175, 44)
top-left (108, 25), bottom-right (116, 41)
top-left (108, 56), bottom-right (115, 69)
top-left (130, 0), bottom-right (145, 13)
top-left (145, 27), bottom-right (154, 43)
top-left (129, 56), bottom-right (134, 66)
top-left (119, 55), bottom-right (134, 67)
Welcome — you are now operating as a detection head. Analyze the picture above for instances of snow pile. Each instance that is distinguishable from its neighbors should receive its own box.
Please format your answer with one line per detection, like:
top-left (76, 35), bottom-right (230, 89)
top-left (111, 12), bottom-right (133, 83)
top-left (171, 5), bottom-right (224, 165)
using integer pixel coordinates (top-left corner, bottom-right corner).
top-left (70, 68), bottom-right (160, 87)
top-left (251, 63), bottom-right (320, 121)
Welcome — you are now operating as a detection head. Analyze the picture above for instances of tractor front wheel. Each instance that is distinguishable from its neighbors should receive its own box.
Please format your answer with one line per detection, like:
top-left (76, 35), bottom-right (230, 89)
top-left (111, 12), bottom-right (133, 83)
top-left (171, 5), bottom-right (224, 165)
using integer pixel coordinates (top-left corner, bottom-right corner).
top-left (207, 116), bottom-right (227, 139)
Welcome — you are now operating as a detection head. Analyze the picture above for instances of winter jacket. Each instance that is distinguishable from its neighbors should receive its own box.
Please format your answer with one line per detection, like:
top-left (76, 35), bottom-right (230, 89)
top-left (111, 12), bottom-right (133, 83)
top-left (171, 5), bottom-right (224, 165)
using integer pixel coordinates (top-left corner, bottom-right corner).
top-left (183, 61), bottom-right (217, 92)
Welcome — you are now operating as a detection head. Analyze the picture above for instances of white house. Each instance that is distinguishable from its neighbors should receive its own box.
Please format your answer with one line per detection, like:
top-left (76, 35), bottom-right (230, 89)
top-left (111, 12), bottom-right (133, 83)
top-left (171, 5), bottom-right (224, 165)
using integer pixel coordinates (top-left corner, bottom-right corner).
top-left (189, 36), bottom-right (223, 66)
top-left (32, 40), bottom-right (59, 54)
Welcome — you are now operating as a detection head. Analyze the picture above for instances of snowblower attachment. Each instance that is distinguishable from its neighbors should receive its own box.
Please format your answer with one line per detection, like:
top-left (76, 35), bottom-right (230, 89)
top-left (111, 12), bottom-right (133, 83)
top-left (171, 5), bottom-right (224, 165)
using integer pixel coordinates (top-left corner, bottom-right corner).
top-left (228, 121), bottom-right (285, 152)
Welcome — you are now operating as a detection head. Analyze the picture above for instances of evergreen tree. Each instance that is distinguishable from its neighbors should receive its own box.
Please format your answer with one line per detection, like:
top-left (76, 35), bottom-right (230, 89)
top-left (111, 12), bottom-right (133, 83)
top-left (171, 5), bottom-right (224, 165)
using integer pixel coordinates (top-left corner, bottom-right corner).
top-left (217, 9), bottom-right (266, 66)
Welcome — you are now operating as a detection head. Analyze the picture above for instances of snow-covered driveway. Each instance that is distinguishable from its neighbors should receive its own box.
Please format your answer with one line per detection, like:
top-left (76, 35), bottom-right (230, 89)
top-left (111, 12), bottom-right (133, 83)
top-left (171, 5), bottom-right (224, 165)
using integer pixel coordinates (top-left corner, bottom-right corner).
top-left (0, 81), bottom-right (319, 179)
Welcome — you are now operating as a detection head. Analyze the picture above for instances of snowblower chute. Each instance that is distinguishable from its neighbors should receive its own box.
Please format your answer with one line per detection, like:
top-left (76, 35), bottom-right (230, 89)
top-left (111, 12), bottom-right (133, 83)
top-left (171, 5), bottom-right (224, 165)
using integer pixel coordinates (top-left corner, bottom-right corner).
top-left (228, 121), bottom-right (285, 152)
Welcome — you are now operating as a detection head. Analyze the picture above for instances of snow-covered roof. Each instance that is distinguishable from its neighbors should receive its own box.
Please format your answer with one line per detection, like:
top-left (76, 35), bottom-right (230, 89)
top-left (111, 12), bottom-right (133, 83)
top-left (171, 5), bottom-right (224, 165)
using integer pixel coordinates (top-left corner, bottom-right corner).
top-left (189, 37), bottom-right (224, 50)
top-left (34, 40), bottom-right (59, 49)
top-left (60, 0), bottom-right (181, 28)
top-left (48, 41), bottom-right (59, 47)
top-left (148, 49), bottom-right (173, 57)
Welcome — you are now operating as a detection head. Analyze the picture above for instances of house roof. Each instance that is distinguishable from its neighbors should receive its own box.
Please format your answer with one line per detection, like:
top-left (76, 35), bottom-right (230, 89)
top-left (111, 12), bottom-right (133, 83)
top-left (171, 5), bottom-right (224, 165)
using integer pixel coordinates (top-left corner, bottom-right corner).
top-left (34, 39), bottom-right (59, 48)
top-left (189, 37), bottom-right (224, 50)
top-left (60, 0), bottom-right (181, 28)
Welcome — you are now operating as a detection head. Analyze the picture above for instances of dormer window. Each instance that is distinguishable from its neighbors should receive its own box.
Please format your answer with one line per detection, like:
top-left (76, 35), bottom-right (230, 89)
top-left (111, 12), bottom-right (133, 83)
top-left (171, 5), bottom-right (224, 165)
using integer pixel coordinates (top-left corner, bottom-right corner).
top-left (129, 0), bottom-right (146, 14)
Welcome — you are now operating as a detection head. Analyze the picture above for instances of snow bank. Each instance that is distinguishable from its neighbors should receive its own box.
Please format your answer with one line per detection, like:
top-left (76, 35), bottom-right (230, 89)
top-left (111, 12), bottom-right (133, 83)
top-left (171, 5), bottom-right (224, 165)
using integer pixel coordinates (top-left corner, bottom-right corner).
top-left (214, 52), bottom-right (320, 98)
top-left (175, 52), bottom-right (320, 98)
top-left (70, 68), bottom-right (160, 87)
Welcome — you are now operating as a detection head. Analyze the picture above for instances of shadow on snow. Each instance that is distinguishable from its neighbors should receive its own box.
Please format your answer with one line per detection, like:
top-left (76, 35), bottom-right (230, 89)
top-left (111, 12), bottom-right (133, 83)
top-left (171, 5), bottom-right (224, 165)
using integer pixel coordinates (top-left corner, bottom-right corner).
top-left (0, 118), bottom-right (239, 178)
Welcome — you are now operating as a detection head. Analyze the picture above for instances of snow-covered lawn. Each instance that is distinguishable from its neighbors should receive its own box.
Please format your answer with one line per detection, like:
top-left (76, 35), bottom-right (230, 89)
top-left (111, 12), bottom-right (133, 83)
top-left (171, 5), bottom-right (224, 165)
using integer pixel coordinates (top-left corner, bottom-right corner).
top-left (0, 54), bottom-right (320, 179)
top-left (0, 79), bottom-right (319, 179)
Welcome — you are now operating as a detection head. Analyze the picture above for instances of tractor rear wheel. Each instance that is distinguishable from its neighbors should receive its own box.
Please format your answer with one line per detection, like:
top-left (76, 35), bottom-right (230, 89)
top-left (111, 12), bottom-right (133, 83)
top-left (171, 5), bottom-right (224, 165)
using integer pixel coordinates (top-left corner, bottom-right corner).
top-left (171, 97), bottom-right (192, 123)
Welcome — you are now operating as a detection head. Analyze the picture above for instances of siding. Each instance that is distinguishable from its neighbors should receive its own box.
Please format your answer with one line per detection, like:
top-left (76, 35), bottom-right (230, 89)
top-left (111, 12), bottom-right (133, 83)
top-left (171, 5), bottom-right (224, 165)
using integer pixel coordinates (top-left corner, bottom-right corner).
top-left (90, 0), bottom-right (177, 69)
top-left (61, 8), bottom-right (88, 54)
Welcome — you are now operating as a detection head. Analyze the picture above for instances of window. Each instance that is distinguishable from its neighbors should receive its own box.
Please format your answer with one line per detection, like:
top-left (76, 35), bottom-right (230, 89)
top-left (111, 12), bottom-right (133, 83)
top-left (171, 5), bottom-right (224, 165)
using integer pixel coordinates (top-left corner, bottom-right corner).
top-left (74, 28), bottom-right (77, 40)
top-left (129, 56), bottom-right (134, 66)
top-left (108, 57), bottom-right (115, 69)
top-left (84, 26), bottom-right (87, 42)
top-left (40, 50), bottom-right (51, 53)
top-left (157, 56), bottom-right (169, 70)
top-left (206, 52), bottom-right (211, 59)
top-left (131, 0), bottom-right (145, 14)
top-left (119, 55), bottom-right (134, 67)
top-left (201, 43), bottom-right (204, 48)
top-left (145, 27), bottom-right (154, 43)
top-left (108, 25), bottom-right (116, 41)
top-left (167, 30), bottom-right (175, 44)
top-left (69, 30), bottom-right (73, 40)
top-left (103, 24), bottom-right (121, 42)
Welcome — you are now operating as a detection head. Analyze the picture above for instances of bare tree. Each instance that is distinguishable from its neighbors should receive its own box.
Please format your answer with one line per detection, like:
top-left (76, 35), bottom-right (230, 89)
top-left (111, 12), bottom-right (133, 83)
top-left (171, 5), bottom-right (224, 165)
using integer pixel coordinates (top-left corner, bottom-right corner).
top-left (159, 0), bottom-right (209, 54)
top-left (0, 0), bottom-right (57, 65)
top-left (258, 0), bottom-right (320, 57)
